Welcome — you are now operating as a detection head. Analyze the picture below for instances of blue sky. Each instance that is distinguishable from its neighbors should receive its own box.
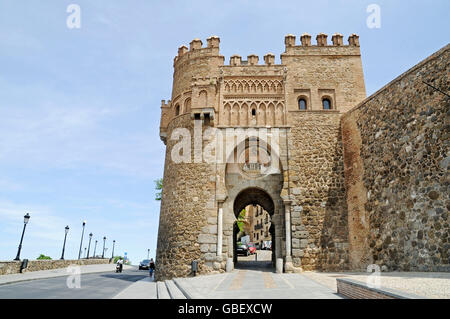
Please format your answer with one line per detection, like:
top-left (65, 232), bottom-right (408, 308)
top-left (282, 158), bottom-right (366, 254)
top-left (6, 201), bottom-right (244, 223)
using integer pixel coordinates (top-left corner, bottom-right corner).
top-left (0, 0), bottom-right (448, 263)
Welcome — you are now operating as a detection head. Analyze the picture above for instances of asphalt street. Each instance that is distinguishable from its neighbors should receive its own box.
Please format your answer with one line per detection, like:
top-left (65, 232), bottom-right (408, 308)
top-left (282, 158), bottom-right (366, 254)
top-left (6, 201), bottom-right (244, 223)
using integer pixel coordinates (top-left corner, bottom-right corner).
top-left (0, 267), bottom-right (149, 299)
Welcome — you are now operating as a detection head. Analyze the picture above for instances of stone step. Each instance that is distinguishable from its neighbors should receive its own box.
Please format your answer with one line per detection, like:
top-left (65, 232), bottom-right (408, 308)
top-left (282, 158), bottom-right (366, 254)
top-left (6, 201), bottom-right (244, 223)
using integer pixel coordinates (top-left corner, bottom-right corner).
top-left (156, 281), bottom-right (171, 299)
top-left (173, 278), bottom-right (201, 299)
top-left (165, 280), bottom-right (187, 299)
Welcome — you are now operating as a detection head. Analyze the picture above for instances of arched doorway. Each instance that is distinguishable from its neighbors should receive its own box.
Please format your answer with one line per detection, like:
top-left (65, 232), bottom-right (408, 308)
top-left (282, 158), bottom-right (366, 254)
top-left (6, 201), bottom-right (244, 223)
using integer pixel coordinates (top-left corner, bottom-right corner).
top-left (232, 187), bottom-right (276, 269)
top-left (221, 131), bottom-right (285, 273)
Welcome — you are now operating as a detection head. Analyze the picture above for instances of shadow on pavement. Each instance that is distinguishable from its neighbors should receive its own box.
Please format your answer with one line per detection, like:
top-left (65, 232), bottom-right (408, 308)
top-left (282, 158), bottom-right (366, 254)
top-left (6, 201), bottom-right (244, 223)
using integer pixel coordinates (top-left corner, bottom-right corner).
top-left (234, 260), bottom-right (275, 272)
top-left (100, 273), bottom-right (147, 282)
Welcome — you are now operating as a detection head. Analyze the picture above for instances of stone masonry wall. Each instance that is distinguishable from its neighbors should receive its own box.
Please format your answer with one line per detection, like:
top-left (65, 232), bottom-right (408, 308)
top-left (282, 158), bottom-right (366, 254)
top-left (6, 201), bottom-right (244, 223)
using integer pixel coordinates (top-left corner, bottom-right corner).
top-left (0, 258), bottom-right (110, 276)
top-left (341, 44), bottom-right (449, 272)
top-left (155, 114), bottom-right (218, 280)
top-left (287, 111), bottom-right (349, 271)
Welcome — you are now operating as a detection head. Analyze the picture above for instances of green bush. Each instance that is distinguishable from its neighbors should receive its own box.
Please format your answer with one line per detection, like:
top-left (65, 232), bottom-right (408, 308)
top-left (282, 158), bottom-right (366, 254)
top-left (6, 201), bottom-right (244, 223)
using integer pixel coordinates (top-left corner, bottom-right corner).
top-left (37, 254), bottom-right (52, 260)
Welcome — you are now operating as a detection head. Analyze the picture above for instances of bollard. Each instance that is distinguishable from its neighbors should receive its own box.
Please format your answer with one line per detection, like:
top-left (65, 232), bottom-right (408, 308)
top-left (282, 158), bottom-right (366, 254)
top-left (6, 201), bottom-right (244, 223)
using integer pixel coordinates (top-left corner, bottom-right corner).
top-left (191, 260), bottom-right (198, 276)
top-left (20, 259), bottom-right (29, 273)
top-left (276, 258), bottom-right (283, 273)
top-left (226, 258), bottom-right (234, 272)
top-left (255, 252), bottom-right (257, 261)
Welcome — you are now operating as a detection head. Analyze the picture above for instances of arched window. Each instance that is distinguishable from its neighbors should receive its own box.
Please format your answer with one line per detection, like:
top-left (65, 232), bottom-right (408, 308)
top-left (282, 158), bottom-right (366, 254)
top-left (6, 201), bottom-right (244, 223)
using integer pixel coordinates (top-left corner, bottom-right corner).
top-left (298, 98), bottom-right (307, 110)
top-left (251, 108), bottom-right (256, 116)
top-left (322, 98), bottom-right (331, 110)
top-left (175, 104), bottom-right (180, 116)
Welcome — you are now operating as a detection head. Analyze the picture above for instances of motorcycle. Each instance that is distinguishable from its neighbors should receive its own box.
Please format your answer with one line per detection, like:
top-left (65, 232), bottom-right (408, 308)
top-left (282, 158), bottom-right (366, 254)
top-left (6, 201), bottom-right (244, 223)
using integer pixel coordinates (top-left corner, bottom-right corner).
top-left (116, 262), bottom-right (123, 273)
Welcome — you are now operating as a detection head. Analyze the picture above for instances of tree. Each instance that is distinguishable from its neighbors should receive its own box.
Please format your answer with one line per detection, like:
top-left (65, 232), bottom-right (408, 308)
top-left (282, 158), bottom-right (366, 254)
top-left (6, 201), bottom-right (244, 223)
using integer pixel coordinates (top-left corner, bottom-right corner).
top-left (236, 209), bottom-right (246, 232)
top-left (155, 178), bottom-right (163, 201)
top-left (37, 254), bottom-right (52, 260)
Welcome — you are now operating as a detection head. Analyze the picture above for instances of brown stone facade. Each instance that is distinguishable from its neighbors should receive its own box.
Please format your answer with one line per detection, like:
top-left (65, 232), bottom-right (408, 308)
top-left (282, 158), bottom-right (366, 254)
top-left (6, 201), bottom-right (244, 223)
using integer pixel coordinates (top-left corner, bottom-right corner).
top-left (342, 44), bottom-right (449, 272)
top-left (287, 112), bottom-right (349, 271)
top-left (156, 33), bottom-right (448, 280)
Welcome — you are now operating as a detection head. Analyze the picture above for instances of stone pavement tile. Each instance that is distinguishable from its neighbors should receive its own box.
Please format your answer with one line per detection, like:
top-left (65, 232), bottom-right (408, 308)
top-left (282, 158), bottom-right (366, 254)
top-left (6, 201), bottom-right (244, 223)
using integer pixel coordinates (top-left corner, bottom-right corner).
top-left (174, 273), bottom-right (230, 298)
top-left (113, 277), bottom-right (157, 299)
top-left (179, 270), bottom-right (341, 299)
top-left (228, 270), bottom-right (247, 290)
top-left (270, 273), bottom-right (293, 289)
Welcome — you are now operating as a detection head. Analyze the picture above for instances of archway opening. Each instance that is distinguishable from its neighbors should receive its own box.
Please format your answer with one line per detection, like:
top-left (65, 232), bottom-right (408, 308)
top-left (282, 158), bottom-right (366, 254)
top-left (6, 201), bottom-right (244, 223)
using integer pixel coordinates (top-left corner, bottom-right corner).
top-left (233, 187), bottom-right (275, 270)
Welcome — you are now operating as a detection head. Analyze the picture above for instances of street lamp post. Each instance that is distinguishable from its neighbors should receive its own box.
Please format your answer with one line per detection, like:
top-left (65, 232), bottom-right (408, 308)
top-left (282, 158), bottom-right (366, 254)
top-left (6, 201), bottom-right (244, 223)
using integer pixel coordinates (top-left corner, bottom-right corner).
top-left (14, 213), bottom-right (31, 261)
top-left (84, 247), bottom-right (87, 258)
top-left (147, 249), bottom-right (150, 259)
top-left (102, 236), bottom-right (106, 259)
top-left (86, 233), bottom-right (93, 259)
top-left (93, 240), bottom-right (98, 258)
top-left (78, 221), bottom-right (86, 260)
top-left (60, 225), bottom-right (70, 260)
top-left (111, 240), bottom-right (115, 259)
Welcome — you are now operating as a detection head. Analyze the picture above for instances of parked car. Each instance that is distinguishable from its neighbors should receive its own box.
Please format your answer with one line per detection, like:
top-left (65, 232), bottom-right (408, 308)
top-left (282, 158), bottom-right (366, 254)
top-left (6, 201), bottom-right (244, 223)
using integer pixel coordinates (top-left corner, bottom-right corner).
top-left (247, 242), bottom-right (257, 255)
top-left (236, 243), bottom-right (250, 256)
top-left (139, 259), bottom-right (151, 270)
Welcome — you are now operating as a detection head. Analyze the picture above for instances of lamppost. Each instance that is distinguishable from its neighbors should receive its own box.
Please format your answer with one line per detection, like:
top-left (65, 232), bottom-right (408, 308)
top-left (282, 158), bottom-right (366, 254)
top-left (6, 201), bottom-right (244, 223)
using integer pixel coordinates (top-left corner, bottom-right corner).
top-left (84, 247), bottom-right (87, 258)
top-left (102, 236), bottom-right (106, 259)
top-left (14, 213), bottom-right (31, 261)
top-left (111, 240), bottom-right (115, 259)
top-left (86, 233), bottom-right (93, 259)
top-left (78, 220), bottom-right (86, 260)
top-left (147, 249), bottom-right (150, 259)
top-left (93, 240), bottom-right (98, 258)
top-left (60, 225), bottom-right (69, 260)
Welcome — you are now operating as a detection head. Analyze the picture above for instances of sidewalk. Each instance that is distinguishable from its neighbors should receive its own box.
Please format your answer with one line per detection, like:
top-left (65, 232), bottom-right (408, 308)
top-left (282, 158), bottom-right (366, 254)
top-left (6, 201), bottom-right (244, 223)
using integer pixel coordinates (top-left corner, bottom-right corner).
top-left (113, 277), bottom-right (157, 299)
top-left (0, 263), bottom-right (133, 286)
top-left (302, 271), bottom-right (450, 299)
top-left (114, 270), bottom-right (342, 299)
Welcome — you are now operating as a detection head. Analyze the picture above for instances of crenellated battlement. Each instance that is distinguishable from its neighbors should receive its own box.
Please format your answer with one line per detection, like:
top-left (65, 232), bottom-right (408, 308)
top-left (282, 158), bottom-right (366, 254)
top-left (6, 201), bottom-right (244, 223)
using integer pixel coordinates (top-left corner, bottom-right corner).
top-left (226, 53), bottom-right (278, 67)
top-left (163, 33), bottom-right (366, 136)
top-left (173, 33), bottom-right (360, 70)
top-left (173, 36), bottom-right (224, 67)
top-left (285, 32), bottom-right (359, 47)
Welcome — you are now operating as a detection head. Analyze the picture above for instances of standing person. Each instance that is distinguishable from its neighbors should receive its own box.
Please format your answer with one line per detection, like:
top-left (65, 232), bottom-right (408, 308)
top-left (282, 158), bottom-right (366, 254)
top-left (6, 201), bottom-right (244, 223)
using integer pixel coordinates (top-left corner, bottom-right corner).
top-left (149, 258), bottom-right (155, 278)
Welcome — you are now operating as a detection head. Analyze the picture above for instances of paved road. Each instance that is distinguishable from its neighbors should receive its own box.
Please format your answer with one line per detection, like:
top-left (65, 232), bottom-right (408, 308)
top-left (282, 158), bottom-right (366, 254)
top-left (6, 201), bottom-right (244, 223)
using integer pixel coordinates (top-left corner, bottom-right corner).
top-left (0, 268), bottom-right (149, 299)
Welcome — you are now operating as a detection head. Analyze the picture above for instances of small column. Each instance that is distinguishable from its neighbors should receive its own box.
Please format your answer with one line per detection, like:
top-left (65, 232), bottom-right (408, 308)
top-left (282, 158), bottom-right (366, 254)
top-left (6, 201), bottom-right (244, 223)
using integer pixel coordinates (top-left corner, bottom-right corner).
top-left (190, 38), bottom-right (203, 51)
top-left (247, 54), bottom-right (259, 65)
top-left (264, 53), bottom-right (275, 66)
top-left (216, 196), bottom-right (227, 257)
top-left (331, 33), bottom-right (344, 46)
top-left (348, 34), bottom-right (360, 46)
top-left (316, 33), bottom-right (328, 46)
top-left (230, 55), bottom-right (242, 66)
top-left (284, 34), bottom-right (296, 47)
top-left (206, 35), bottom-right (220, 48)
top-left (217, 205), bottom-right (223, 256)
top-left (178, 45), bottom-right (188, 57)
top-left (283, 199), bottom-right (294, 273)
top-left (284, 200), bottom-right (292, 258)
top-left (300, 33), bottom-right (311, 46)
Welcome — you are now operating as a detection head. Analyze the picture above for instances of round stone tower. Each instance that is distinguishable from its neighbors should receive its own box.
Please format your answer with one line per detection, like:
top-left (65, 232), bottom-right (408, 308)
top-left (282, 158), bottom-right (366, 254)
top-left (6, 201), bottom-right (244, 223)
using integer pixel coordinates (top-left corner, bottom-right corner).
top-left (155, 37), bottom-right (225, 280)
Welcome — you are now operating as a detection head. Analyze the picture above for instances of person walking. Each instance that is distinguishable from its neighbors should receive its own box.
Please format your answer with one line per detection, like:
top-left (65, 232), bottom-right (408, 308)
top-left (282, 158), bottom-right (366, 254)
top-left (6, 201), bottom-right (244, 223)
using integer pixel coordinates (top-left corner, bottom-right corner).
top-left (149, 258), bottom-right (155, 278)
